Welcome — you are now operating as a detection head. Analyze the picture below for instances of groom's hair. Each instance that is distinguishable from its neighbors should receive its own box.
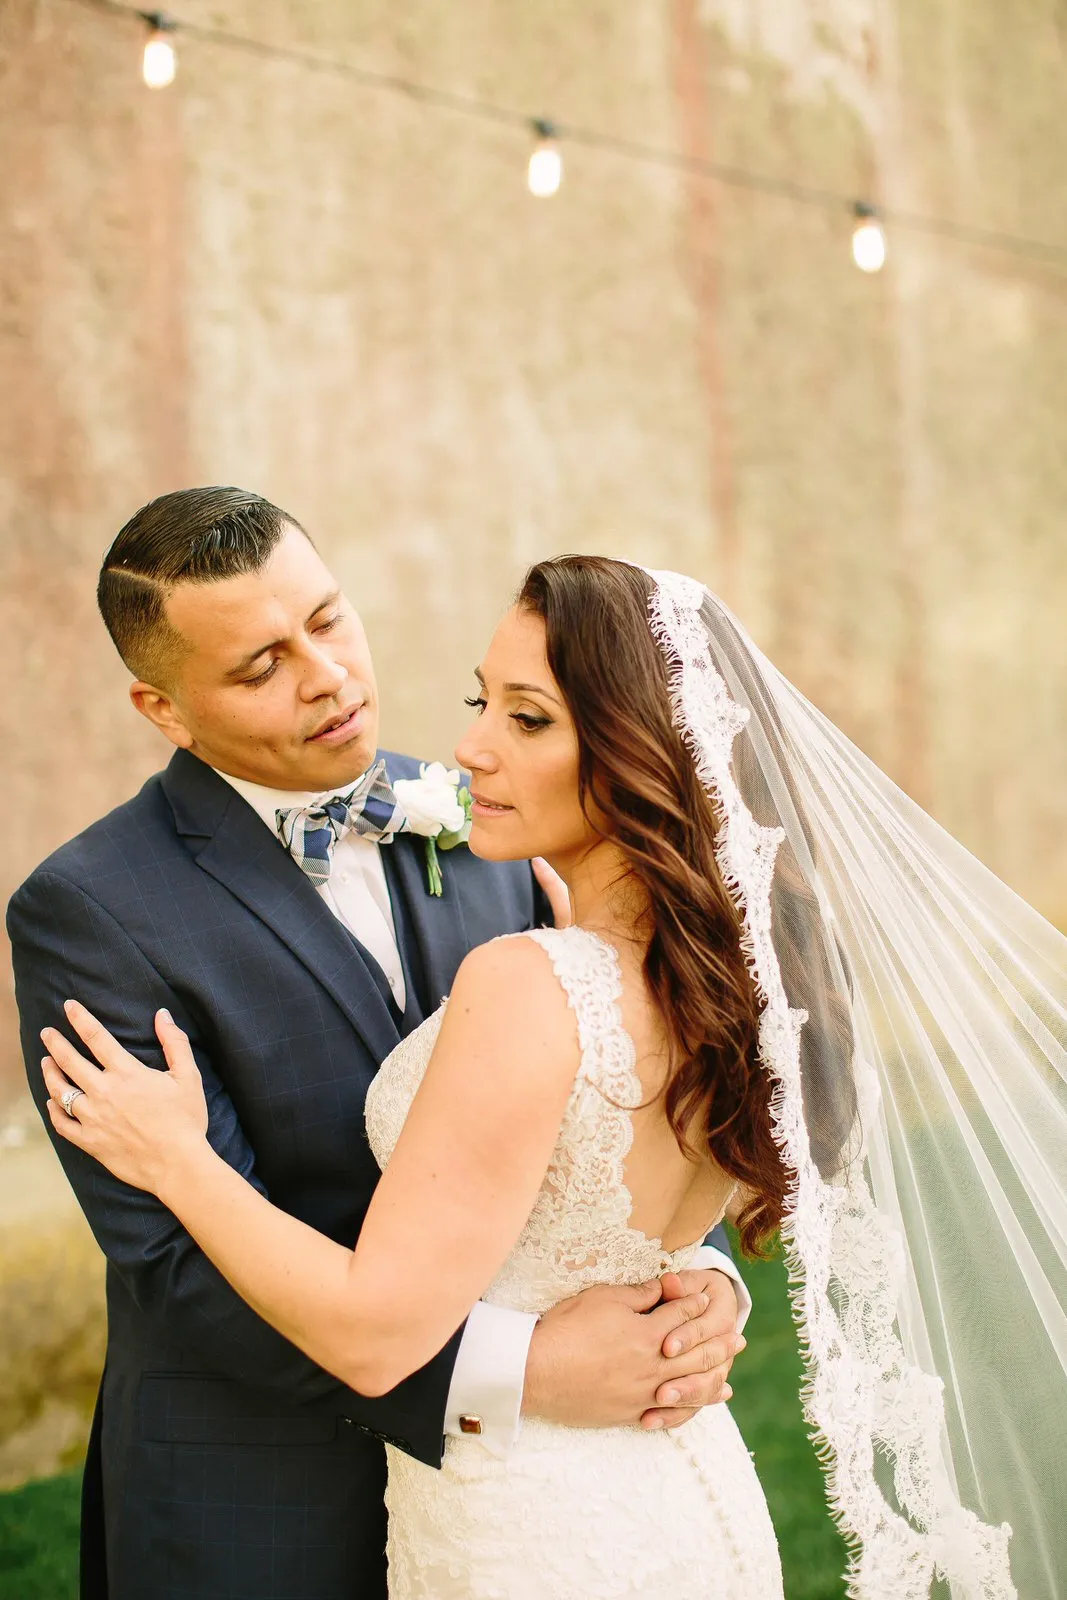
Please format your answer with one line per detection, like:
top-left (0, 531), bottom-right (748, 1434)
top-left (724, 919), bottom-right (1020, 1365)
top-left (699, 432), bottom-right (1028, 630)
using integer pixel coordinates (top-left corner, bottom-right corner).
top-left (98, 487), bottom-right (308, 686)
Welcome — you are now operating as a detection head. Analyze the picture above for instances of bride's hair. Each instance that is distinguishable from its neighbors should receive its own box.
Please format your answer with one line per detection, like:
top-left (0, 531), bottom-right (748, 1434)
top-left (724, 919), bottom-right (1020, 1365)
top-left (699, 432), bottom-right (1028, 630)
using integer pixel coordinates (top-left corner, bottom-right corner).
top-left (517, 556), bottom-right (789, 1253)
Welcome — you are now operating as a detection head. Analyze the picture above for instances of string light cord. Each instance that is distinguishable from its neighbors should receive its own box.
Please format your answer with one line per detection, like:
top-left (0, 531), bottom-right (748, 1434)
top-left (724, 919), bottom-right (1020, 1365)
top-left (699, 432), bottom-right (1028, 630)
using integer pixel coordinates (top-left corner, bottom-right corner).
top-left (65, 0), bottom-right (1067, 272)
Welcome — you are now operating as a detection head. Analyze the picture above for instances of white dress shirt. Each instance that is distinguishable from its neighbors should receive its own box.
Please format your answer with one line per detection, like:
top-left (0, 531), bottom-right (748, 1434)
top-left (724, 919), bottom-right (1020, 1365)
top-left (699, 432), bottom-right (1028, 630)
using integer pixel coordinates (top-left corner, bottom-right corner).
top-left (214, 767), bottom-right (750, 1458)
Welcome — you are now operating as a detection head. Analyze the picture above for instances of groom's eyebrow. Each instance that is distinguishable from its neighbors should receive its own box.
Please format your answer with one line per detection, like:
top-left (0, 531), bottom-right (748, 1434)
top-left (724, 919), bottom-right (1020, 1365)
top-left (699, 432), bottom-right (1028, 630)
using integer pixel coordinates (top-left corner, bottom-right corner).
top-left (473, 667), bottom-right (561, 706)
top-left (225, 590), bottom-right (342, 678)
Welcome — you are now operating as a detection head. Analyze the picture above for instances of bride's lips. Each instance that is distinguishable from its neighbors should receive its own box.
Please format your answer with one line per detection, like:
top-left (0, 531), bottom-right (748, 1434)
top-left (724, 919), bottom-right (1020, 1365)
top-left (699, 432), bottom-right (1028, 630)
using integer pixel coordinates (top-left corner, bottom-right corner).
top-left (307, 704), bottom-right (366, 745)
top-left (471, 792), bottom-right (514, 819)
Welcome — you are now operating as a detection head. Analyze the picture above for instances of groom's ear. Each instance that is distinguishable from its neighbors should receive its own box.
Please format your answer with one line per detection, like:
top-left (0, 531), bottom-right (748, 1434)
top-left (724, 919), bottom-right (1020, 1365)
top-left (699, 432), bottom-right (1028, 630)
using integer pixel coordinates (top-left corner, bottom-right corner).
top-left (129, 681), bottom-right (195, 750)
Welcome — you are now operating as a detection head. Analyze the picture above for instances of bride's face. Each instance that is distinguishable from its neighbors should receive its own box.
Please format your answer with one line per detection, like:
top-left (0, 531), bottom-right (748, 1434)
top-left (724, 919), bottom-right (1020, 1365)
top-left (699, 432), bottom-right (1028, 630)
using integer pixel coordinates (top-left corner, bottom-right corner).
top-left (455, 607), bottom-right (595, 867)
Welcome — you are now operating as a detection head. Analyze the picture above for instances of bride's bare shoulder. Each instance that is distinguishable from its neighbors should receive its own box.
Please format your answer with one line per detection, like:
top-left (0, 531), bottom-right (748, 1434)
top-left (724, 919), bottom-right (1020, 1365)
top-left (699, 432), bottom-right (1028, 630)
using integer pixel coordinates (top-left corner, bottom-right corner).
top-left (442, 932), bottom-right (578, 1056)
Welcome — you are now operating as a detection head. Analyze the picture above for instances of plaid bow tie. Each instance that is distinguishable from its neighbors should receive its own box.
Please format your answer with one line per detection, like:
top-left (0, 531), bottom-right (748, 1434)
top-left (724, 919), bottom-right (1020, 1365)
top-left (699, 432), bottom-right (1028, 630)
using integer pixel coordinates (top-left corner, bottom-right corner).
top-left (275, 759), bottom-right (409, 889)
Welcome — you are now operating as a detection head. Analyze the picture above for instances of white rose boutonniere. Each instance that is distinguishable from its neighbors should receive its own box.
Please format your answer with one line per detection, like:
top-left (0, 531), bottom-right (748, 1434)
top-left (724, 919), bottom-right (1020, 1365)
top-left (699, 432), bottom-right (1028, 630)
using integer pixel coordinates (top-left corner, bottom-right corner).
top-left (392, 762), bottom-right (473, 897)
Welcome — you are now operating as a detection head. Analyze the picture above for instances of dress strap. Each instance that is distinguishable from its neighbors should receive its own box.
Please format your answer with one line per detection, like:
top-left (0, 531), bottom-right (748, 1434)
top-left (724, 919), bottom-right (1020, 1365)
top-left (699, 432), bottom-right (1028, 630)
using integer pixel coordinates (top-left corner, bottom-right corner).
top-left (521, 927), bottom-right (641, 1108)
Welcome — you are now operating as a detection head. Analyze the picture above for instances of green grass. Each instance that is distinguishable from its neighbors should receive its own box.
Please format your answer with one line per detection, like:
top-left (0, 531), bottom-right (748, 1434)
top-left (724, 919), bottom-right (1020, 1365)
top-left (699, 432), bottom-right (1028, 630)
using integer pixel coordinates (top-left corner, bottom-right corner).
top-left (0, 1247), bottom-right (846, 1600)
top-left (728, 1247), bottom-right (848, 1598)
top-left (0, 1469), bottom-right (80, 1600)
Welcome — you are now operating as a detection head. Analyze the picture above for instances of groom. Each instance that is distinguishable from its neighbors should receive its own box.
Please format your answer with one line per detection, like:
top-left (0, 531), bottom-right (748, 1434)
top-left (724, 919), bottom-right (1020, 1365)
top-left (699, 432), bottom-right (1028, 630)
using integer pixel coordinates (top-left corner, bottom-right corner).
top-left (8, 488), bottom-right (748, 1600)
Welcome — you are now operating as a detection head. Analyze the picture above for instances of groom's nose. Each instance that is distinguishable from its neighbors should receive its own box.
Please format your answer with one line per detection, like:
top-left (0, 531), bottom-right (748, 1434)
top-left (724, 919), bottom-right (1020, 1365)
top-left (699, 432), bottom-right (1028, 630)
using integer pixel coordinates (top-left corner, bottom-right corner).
top-left (298, 642), bottom-right (347, 701)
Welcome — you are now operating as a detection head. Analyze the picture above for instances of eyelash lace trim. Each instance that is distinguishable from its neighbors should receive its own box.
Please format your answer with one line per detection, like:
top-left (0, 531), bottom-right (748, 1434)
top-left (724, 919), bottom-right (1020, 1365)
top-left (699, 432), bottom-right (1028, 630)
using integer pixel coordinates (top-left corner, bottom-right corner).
top-left (646, 570), bottom-right (1014, 1600)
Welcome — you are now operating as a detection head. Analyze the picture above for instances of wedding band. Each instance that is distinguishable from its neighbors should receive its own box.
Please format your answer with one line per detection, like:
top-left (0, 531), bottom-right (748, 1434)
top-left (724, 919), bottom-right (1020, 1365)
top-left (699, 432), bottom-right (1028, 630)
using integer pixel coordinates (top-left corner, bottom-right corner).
top-left (60, 1086), bottom-right (85, 1118)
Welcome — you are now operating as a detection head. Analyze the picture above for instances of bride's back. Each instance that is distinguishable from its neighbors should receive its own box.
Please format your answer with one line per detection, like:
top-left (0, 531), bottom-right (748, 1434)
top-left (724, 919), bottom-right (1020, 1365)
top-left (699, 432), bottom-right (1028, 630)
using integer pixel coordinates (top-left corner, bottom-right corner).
top-left (366, 922), bottom-right (737, 1322)
top-left (608, 933), bottom-right (736, 1253)
top-left (462, 925), bottom-right (737, 1317)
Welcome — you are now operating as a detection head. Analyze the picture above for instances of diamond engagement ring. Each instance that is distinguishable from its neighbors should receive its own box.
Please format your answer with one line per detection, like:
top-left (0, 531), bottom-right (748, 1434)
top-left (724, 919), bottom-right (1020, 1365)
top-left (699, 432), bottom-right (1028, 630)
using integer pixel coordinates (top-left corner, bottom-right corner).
top-left (60, 1086), bottom-right (85, 1118)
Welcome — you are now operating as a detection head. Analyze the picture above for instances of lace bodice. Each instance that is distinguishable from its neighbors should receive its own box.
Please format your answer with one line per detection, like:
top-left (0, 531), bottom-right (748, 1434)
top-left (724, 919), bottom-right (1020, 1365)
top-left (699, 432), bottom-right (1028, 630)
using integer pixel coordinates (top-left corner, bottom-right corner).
top-left (368, 923), bottom-right (782, 1599)
top-left (365, 925), bottom-right (729, 1316)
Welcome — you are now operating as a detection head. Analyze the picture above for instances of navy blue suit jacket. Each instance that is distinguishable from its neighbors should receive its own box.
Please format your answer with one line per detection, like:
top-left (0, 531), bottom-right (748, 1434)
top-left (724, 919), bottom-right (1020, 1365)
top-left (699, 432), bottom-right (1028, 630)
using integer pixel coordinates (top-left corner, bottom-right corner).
top-left (7, 749), bottom-right (545, 1600)
top-left (9, 746), bottom-right (737, 1600)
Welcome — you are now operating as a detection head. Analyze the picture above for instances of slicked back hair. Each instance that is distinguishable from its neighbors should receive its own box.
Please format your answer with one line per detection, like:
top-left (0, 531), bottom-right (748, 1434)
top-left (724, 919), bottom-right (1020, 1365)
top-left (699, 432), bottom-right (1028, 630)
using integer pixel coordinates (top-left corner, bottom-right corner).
top-left (97, 487), bottom-right (308, 686)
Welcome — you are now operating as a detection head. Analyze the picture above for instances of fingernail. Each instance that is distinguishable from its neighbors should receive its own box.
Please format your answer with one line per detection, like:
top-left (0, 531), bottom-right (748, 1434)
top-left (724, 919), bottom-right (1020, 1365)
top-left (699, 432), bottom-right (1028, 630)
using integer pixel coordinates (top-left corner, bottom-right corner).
top-left (698, 1293), bottom-right (710, 1309)
top-left (159, 1009), bottom-right (173, 1025)
top-left (665, 1338), bottom-right (681, 1357)
top-left (63, 999), bottom-right (76, 1013)
top-left (662, 1387), bottom-right (680, 1405)
top-left (646, 1415), bottom-right (664, 1430)
top-left (723, 1384), bottom-right (733, 1401)
top-left (736, 1335), bottom-right (747, 1352)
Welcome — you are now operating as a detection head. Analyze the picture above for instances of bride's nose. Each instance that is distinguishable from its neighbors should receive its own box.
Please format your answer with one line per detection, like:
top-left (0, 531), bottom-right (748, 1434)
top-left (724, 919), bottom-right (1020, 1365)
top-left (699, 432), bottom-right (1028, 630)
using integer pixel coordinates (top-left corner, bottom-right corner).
top-left (454, 725), bottom-right (499, 777)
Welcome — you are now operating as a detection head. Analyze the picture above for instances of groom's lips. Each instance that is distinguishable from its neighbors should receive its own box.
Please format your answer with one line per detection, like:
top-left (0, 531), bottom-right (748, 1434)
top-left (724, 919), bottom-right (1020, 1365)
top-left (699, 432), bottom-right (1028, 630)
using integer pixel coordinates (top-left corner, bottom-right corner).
top-left (307, 703), bottom-right (366, 745)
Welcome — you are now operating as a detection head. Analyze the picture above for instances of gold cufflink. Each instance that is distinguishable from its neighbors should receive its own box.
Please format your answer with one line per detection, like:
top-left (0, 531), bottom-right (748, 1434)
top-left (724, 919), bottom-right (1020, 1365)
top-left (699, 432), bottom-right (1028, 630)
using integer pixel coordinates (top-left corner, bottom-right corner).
top-left (459, 1414), bottom-right (483, 1435)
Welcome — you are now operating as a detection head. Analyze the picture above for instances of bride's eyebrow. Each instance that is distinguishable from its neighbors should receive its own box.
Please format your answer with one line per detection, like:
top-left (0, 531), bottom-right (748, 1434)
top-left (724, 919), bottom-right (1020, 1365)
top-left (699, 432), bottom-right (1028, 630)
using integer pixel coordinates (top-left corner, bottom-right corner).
top-left (472, 667), bottom-right (560, 707)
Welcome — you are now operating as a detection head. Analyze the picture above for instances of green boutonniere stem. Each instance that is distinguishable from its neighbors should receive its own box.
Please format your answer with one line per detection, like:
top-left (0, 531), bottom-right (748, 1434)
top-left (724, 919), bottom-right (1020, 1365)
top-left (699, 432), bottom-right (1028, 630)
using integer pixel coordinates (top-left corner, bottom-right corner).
top-left (422, 787), bottom-right (473, 896)
top-left (424, 838), bottom-right (444, 898)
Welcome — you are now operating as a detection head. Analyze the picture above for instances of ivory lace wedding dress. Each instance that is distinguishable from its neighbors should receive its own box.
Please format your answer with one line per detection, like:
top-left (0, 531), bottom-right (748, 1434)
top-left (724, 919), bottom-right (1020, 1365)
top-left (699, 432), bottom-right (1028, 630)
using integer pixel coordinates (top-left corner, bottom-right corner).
top-left (365, 925), bottom-right (783, 1599)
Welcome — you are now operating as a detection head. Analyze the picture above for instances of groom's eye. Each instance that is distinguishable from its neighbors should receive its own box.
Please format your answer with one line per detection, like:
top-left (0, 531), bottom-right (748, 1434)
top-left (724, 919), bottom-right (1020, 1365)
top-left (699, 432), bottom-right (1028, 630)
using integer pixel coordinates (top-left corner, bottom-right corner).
top-left (245, 660), bottom-right (279, 688)
top-left (314, 613), bottom-right (340, 633)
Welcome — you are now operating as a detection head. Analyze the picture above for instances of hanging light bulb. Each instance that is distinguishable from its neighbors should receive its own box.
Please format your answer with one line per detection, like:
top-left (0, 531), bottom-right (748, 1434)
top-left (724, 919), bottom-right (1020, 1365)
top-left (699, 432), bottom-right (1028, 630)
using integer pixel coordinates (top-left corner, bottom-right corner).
top-left (141, 11), bottom-right (178, 89)
top-left (851, 202), bottom-right (886, 272)
top-left (527, 119), bottom-right (563, 198)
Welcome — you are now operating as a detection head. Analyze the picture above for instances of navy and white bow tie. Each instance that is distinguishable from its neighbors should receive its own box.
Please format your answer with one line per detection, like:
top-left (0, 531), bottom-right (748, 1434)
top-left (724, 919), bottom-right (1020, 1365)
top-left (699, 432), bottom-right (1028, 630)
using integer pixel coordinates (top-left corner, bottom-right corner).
top-left (275, 759), bottom-right (409, 889)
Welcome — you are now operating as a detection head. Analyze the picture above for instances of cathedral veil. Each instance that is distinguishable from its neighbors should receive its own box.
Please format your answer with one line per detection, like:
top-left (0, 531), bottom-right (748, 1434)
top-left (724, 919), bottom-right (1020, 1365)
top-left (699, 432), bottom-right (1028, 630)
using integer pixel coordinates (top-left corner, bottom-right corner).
top-left (644, 570), bottom-right (1067, 1600)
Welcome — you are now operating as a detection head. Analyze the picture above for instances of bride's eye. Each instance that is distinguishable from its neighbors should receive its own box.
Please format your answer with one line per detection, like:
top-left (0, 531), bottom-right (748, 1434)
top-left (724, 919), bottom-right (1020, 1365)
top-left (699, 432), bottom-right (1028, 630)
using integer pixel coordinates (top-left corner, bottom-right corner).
top-left (464, 696), bottom-right (487, 714)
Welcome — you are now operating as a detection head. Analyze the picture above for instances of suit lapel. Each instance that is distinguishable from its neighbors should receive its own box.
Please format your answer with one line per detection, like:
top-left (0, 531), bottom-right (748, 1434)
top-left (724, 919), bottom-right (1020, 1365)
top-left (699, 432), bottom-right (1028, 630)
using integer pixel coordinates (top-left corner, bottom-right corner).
top-left (383, 831), bottom-right (471, 1015)
top-left (161, 751), bottom-right (401, 1066)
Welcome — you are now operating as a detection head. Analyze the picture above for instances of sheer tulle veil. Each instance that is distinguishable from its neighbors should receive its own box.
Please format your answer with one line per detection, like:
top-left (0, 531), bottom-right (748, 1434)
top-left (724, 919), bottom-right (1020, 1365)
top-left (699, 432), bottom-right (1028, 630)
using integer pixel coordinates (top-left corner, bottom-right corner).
top-left (641, 569), bottom-right (1066, 1600)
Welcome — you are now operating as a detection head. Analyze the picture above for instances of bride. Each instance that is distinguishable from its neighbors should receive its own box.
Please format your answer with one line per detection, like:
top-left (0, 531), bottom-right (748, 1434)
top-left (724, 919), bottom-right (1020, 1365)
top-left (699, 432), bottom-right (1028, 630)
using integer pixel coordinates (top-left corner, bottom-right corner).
top-left (42, 557), bottom-right (1067, 1599)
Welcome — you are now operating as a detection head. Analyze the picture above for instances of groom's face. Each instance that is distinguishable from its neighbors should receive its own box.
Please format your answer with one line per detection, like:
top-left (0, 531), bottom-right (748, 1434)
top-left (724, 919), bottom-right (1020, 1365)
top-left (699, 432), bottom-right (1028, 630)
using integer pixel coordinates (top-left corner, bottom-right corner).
top-left (132, 524), bottom-right (381, 791)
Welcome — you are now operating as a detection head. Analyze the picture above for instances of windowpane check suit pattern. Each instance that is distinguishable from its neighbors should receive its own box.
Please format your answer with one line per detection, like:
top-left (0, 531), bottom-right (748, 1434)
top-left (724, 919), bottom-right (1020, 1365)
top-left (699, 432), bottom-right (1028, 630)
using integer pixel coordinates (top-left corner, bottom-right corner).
top-left (7, 749), bottom-right (541, 1600)
top-left (8, 746), bottom-right (738, 1600)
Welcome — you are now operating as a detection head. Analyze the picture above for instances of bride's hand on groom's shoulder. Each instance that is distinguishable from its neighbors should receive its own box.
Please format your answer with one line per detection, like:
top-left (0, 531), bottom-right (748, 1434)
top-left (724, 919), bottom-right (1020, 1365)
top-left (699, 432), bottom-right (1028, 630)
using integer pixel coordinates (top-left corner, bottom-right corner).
top-left (40, 1002), bottom-right (210, 1196)
top-left (532, 857), bottom-right (572, 929)
top-left (521, 1276), bottom-right (743, 1433)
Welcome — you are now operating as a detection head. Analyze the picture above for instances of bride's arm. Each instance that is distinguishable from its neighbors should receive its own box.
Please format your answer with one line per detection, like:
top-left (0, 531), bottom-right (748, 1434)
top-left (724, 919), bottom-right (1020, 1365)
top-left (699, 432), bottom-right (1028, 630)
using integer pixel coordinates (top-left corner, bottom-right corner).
top-left (42, 936), bottom-right (579, 1398)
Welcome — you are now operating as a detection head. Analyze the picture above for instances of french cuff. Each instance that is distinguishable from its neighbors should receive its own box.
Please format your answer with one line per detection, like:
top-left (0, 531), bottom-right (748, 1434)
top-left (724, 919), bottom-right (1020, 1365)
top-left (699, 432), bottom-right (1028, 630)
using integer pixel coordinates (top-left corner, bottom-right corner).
top-left (444, 1301), bottom-right (538, 1461)
top-left (688, 1244), bottom-right (752, 1334)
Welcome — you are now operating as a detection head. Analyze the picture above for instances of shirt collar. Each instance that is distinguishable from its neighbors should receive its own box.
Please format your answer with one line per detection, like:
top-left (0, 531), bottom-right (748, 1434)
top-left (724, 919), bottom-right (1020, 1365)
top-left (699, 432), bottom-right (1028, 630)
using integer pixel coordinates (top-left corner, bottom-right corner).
top-left (212, 768), bottom-right (367, 838)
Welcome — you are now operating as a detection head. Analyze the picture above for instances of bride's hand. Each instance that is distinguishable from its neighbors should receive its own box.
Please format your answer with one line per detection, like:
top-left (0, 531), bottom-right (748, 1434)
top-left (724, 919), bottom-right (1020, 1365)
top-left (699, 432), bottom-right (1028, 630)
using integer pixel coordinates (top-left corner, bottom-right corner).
top-left (532, 857), bottom-right (572, 929)
top-left (41, 1002), bottom-right (209, 1195)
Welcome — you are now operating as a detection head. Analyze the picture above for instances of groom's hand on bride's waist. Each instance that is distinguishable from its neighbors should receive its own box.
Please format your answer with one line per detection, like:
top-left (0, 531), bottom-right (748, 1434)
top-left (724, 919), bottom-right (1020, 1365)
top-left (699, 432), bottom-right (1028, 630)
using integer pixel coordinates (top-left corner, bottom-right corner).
top-left (640, 1268), bottom-right (745, 1431)
top-left (520, 1274), bottom-right (745, 1433)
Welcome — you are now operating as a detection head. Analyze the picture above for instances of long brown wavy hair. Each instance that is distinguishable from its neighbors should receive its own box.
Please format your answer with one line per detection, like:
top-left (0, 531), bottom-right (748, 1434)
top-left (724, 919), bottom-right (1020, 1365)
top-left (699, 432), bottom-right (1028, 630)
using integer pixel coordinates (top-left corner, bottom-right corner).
top-left (517, 556), bottom-right (790, 1256)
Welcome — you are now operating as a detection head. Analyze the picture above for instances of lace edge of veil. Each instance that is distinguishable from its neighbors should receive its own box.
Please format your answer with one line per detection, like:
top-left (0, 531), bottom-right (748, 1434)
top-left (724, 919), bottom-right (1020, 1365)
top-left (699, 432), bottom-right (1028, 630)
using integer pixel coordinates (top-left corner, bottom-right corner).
top-left (645, 570), bottom-right (1015, 1600)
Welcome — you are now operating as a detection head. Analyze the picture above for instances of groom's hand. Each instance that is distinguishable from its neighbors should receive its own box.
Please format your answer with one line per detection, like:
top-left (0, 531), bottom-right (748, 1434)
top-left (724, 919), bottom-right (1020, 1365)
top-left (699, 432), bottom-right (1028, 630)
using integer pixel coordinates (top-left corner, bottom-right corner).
top-left (640, 1269), bottom-right (745, 1431)
top-left (521, 1278), bottom-right (743, 1431)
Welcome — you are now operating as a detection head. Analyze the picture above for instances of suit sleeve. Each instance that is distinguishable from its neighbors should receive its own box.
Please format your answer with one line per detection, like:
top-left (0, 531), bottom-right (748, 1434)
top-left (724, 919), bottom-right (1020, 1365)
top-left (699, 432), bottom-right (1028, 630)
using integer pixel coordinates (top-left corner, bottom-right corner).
top-left (694, 1222), bottom-right (752, 1332)
top-left (7, 869), bottom-right (459, 1468)
top-left (703, 1221), bottom-right (734, 1260)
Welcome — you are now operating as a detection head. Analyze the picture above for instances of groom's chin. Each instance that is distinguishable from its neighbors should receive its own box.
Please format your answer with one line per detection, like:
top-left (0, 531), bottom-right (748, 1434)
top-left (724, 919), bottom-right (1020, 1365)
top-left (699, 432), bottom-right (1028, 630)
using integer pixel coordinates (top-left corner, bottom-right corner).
top-left (299, 735), bottom-right (378, 789)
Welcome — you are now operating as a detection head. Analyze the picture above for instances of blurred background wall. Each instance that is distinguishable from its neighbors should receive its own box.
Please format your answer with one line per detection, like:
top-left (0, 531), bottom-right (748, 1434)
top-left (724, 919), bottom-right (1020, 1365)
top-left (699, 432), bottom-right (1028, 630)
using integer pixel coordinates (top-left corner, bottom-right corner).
top-left (1, 0), bottom-right (1065, 1482)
